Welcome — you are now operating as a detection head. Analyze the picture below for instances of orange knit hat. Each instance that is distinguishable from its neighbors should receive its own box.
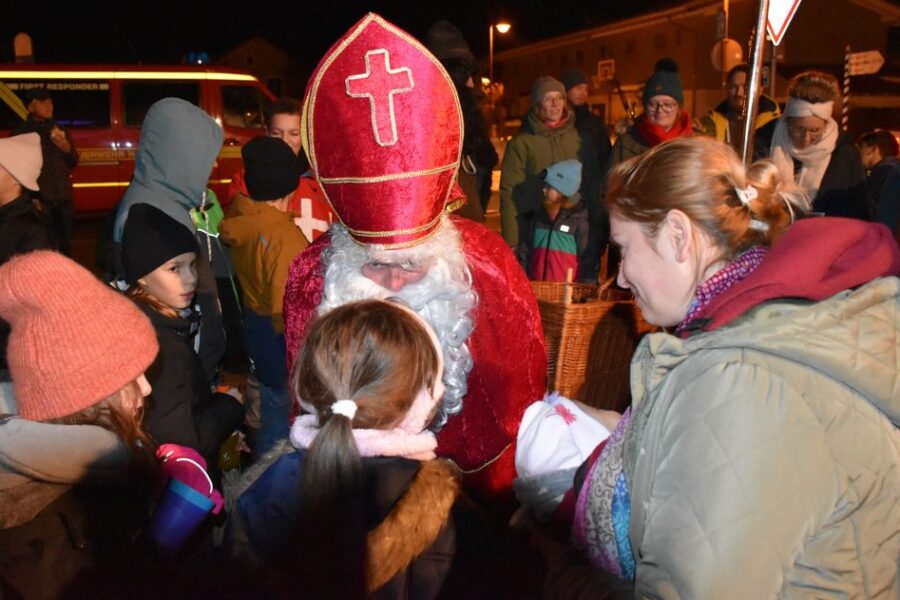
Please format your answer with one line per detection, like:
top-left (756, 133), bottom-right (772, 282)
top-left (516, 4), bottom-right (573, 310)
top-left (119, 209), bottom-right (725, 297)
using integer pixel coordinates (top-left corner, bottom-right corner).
top-left (0, 251), bottom-right (159, 421)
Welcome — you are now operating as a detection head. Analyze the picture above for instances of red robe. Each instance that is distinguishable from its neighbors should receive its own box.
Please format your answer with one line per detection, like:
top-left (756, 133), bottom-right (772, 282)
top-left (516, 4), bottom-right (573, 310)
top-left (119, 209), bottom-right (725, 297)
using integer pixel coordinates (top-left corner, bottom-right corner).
top-left (283, 216), bottom-right (547, 495)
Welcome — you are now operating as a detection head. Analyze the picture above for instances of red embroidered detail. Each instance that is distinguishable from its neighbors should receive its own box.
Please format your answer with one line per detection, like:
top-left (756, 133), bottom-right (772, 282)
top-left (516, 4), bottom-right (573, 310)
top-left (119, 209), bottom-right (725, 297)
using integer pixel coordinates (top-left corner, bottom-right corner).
top-left (549, 403), bottom-right (577, 425)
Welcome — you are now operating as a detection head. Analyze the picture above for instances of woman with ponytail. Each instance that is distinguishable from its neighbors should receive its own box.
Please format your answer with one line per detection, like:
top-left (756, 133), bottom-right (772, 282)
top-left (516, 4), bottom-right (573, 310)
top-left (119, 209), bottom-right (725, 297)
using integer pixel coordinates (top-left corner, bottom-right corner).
top-left (545, 137), bottom-right (900, 597)
top-left (228, 300), bottom-right (492, 598)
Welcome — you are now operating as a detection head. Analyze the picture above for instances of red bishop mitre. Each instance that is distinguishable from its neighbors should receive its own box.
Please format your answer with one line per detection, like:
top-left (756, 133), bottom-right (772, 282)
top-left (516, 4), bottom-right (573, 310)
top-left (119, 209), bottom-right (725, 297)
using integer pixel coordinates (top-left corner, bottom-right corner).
top-left (301, 13), bottom-right (464, 248)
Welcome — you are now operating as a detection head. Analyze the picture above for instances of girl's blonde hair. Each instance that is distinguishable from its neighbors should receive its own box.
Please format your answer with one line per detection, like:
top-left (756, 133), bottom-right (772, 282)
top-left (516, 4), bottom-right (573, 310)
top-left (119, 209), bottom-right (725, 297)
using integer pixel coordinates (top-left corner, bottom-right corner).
top-left (606, 136), bottom-right (809, 262)
top-left (52, 379), bottom-right (156, 462)
top-left (126, 284), bottom-right (179, 319)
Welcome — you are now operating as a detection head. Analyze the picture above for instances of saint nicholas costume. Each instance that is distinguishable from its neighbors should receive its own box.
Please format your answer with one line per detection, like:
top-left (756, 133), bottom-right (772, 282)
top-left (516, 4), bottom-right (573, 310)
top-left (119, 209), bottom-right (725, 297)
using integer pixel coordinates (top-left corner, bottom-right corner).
top-left (282, 14), bottom-right (547, 496)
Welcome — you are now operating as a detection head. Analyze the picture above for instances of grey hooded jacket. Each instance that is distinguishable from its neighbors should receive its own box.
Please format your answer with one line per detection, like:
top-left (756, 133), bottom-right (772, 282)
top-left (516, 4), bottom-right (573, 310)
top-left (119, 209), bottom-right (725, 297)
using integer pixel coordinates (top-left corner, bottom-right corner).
top-left (112, 98), bottom-right (226, 383)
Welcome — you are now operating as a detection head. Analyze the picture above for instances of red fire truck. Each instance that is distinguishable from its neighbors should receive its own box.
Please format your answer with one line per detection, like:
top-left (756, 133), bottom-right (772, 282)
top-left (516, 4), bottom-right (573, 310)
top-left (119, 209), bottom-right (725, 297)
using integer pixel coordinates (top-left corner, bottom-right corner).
top-left (0, 64), bottom-right (276, 213)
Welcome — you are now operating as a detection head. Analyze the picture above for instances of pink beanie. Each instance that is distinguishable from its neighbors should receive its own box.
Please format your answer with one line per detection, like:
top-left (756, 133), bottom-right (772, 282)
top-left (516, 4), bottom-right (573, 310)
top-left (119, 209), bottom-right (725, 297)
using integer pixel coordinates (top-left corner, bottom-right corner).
top-left (0, 251), bottom-right (159, 421)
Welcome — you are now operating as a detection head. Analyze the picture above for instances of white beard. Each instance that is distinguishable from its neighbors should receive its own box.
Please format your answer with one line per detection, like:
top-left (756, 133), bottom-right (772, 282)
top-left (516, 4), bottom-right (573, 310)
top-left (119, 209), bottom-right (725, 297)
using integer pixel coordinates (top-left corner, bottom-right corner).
top-left (319, 218), bottom-right (477, 430)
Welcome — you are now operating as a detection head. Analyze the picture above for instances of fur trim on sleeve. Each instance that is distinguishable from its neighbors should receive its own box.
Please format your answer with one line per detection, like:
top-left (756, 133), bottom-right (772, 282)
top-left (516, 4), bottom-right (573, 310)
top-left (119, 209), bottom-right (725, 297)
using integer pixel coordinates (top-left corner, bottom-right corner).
top-left (365, 459), bottom-right (460, 592)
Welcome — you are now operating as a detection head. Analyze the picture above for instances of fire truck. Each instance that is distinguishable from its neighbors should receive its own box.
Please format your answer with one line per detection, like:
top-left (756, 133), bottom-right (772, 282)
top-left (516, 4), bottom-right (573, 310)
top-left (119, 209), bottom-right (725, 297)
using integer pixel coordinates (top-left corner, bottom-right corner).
top-left (0, 64), bottom-right (276, 213)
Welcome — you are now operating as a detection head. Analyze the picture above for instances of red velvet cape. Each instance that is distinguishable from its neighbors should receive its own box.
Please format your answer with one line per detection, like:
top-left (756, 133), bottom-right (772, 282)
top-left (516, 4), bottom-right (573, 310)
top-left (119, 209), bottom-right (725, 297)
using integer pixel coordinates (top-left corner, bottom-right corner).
top-left (283, 216), bottom-right (547, 494)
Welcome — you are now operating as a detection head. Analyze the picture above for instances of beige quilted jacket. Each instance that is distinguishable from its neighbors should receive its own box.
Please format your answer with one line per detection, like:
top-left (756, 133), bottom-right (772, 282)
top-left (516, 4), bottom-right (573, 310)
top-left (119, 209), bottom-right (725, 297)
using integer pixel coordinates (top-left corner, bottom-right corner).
top-left (624, 277), bottom-right (900, 599)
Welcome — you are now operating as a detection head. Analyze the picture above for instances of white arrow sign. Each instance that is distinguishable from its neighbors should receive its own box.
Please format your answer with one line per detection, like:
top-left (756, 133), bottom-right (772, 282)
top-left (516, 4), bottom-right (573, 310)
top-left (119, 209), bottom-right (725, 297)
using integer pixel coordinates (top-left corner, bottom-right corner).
top-left (767, 0), bottom-right (803, 46)
top-left (848, 50), bottom-right (885, 76)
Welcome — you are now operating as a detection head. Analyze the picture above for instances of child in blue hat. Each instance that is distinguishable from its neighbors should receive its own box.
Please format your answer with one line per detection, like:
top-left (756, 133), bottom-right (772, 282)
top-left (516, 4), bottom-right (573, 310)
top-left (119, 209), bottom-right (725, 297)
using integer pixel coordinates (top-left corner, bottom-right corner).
top-left (516, 159), bottom-right (591, 282)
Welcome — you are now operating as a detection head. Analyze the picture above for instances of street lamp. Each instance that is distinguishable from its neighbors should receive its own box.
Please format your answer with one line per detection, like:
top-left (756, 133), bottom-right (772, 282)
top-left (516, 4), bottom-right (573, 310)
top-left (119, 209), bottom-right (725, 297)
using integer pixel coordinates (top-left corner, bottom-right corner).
top-left (488, 21), bottom-right (511, 109)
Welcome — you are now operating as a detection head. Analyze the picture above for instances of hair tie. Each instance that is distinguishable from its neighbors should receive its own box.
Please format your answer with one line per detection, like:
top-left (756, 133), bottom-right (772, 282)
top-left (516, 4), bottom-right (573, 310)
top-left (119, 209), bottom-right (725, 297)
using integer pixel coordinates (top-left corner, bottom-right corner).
top-left (331, 399), bottom-right (358, 420)
top-left (735, 184), bottom-right (768, 232)
top-left (735, 184), bottom-right (758, 206)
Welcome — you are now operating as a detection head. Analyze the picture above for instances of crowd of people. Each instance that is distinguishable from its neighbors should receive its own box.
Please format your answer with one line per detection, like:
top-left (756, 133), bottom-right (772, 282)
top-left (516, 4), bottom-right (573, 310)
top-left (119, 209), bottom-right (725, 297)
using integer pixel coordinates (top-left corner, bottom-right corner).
top-left (0, 12), bottom-right (898, 599)
top-left (502, 59), bottom-right (900, 286)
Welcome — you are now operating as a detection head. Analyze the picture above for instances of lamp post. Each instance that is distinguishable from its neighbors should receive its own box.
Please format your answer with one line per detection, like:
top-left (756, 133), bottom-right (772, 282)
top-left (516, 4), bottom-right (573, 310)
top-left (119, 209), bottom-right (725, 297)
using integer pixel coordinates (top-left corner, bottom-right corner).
top-left (488, 21), bottom-right (511, 111)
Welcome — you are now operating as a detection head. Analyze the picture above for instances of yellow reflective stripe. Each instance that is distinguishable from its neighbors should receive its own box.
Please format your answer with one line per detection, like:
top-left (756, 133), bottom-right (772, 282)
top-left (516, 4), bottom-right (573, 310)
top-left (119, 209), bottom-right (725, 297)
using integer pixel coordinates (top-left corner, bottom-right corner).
top-left (73, 181), bottom-right (130, 188)
top-left (73, 178), bottom-right (233, 189)
top-left (218, 146), bottom-right (242, 159)
top-left (0, 70), bottom-right (257, 82)
top-left (0, 81), bottom-right (26, 119)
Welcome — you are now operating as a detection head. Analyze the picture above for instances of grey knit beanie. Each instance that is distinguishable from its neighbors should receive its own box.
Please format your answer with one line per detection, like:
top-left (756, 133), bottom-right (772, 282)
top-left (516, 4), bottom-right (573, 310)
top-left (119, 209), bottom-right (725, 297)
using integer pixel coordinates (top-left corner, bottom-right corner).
top-left (531, 76), bottom-right (566, 107)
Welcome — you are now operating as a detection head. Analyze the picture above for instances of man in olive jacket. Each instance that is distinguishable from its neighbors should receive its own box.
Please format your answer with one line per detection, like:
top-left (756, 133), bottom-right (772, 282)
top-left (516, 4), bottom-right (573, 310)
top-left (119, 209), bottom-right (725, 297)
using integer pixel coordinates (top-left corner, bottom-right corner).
top-left (500, 76), bottom-right (601, 281)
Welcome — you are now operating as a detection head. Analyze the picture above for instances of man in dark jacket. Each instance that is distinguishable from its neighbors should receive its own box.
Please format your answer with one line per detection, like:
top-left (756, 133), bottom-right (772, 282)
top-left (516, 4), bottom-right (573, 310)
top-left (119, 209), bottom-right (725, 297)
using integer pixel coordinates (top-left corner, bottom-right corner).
top-left (858, 130), bottom-right (900, 234)
top-left (0, 133), bottom-right (57, 378)
top-left (12, 89), bottom-right (78, 255)
top-left (426, 20), bottom-right (499, 219)
top-left (560, 69), bottom-right (612, 178)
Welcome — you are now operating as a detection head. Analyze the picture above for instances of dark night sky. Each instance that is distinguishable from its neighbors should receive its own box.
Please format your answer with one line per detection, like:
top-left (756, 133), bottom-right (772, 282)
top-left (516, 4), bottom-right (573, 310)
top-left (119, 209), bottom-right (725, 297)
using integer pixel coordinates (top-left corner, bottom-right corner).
top-left (3, 0), bottom-right (676, 69)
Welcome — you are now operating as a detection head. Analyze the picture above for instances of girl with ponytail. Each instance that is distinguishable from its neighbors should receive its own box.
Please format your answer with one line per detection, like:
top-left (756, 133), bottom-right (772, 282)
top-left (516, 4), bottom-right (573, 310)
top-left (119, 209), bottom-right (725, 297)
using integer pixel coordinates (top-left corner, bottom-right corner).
top-left (228, 299), bottom-right (492, 598)
top-left (548, 136), bottom-right (900, 597)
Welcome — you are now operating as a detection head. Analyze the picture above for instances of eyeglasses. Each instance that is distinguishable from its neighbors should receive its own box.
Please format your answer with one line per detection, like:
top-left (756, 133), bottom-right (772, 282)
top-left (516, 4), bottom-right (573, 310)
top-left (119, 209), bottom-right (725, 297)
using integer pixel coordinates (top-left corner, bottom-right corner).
top-left (646, 101), bottom-right (678, 113)
top-left (787, 122), bottom-right (826, 142)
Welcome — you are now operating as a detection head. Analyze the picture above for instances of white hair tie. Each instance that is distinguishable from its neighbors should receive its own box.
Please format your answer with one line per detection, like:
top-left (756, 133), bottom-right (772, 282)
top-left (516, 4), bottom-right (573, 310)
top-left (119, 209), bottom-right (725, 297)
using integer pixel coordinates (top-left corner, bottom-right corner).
top-left (331, 399), bottom-right (358, 420)
top-left (735, 185), bottom-right (758, 206)
top-left (735, 185), bottom-right (769, 232)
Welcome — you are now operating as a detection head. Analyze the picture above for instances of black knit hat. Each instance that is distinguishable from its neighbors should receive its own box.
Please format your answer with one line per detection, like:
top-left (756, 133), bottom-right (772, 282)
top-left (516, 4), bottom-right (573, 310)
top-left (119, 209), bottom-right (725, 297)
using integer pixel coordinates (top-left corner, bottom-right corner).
top-left (425, 21), bottom-right (475, 64)
top-left (121, 203), bottom-right (200, 284)
top-left (242, 137), bottom-right (302, 201)
top-left (560, 68), bottom-right (590, 91)
top-left (24, 88), bottom-right (52, 103)
top-left (642, 58), bottom-right (684, 105)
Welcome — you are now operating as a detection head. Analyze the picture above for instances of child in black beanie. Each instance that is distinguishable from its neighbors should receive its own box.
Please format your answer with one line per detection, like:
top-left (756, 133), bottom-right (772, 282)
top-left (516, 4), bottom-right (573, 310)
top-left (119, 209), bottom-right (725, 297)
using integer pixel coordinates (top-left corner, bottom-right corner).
top-left (220, 137), bottom-right (306, 454)
top-left (121, 202), bottom-right (244, 469)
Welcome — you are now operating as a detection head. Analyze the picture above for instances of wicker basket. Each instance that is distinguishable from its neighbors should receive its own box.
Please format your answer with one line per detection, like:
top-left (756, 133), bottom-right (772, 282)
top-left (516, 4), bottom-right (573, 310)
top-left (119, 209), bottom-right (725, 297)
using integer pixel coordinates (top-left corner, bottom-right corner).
top-left (531, 279), bottom-right (655, 411)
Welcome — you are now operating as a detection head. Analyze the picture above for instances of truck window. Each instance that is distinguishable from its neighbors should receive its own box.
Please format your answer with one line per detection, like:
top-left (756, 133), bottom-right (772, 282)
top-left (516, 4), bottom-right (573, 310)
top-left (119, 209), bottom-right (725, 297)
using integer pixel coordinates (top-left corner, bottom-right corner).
top-left (0, 81), bottom-right (110, 129)
top-left (221, 85), bottom-right (266, 129)
top-left (123, 82), bottom-right (200, 127)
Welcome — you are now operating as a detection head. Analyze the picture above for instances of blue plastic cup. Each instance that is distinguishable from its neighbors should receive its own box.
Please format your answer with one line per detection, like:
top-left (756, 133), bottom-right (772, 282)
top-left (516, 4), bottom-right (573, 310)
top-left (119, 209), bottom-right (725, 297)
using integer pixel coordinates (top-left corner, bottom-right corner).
top-left (148, 478), bottom-right (215, 552)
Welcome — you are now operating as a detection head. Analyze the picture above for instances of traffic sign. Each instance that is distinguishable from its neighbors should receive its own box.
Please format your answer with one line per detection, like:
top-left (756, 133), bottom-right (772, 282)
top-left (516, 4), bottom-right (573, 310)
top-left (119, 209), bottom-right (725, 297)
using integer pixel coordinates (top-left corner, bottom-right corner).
top-left (767, 0), bottom-right (802, 46)
top-left (847, 50), bottom-right (885, 76)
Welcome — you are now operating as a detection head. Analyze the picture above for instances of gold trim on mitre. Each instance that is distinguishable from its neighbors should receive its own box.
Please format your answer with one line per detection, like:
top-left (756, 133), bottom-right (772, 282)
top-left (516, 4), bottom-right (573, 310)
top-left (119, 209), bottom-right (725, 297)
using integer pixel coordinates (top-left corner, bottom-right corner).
top-left (318, 161), bottom-right (457, 185)
top-left (346, 215), bottom-right (446, 251)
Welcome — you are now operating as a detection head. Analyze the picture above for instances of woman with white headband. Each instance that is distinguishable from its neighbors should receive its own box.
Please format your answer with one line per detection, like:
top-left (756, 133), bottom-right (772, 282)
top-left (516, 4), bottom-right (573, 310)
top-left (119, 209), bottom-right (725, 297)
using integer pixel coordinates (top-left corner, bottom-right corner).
top-left (227, 300), bottom-right (493, 598)
top-left (770, 71), bottom-right (871, 219)
top-left (541, 137), bottom-right (900, 598)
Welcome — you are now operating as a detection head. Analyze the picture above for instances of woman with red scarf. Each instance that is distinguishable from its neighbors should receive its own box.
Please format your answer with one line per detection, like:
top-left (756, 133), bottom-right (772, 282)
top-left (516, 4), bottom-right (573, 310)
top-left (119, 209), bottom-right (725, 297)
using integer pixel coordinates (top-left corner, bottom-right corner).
top-left (609, 58), bottom-right (694, 167)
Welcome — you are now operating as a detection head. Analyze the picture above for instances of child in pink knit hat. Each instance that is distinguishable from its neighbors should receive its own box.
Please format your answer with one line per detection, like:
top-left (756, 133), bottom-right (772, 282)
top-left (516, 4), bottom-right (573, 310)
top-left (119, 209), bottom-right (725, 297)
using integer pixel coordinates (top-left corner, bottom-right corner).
top-left (0, 250), bottom-right (160, 597)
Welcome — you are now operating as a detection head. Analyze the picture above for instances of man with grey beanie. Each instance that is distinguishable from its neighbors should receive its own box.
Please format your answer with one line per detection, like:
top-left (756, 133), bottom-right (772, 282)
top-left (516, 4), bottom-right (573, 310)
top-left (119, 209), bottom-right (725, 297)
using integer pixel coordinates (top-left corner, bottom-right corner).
top-left (500, 75), bottom-right (602, 281)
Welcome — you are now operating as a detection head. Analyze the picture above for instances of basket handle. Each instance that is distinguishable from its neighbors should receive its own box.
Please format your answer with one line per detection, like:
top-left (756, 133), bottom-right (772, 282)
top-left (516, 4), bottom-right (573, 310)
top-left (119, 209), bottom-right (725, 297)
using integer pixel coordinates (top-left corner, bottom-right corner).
top-left (599, 276), bottom-right (617, 293)
top-left (564, 268), bottom-right (574, 304)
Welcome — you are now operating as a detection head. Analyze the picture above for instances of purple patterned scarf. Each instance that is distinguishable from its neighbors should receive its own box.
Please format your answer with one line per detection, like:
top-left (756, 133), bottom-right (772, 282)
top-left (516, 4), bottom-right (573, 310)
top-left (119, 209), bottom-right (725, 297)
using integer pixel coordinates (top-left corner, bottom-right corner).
top-left (676, 246), bottom-right (768, 335)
